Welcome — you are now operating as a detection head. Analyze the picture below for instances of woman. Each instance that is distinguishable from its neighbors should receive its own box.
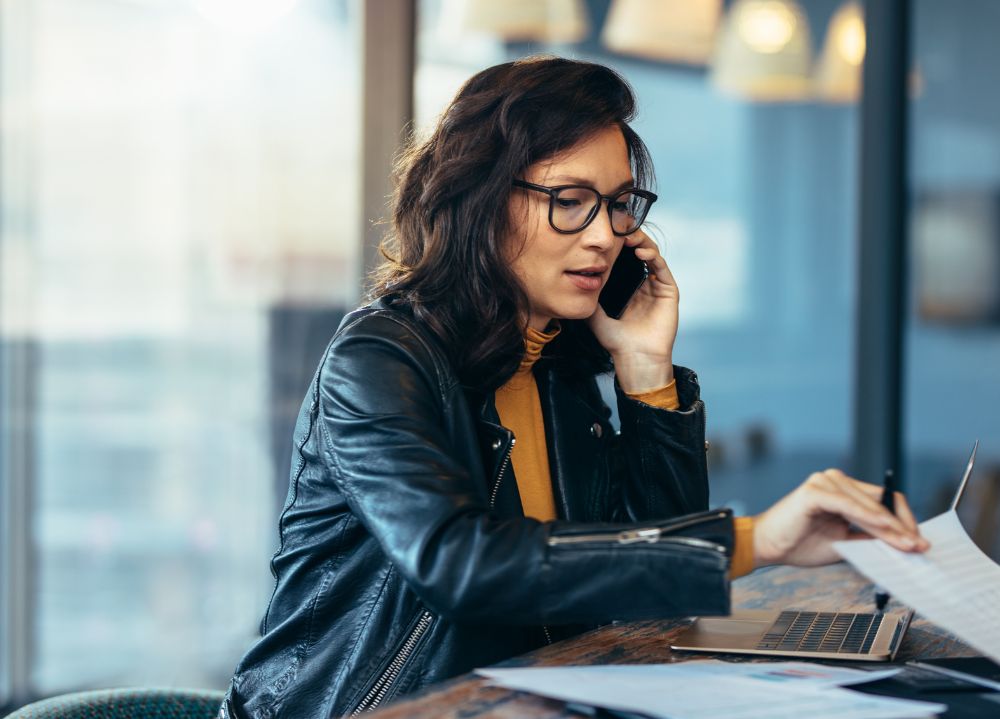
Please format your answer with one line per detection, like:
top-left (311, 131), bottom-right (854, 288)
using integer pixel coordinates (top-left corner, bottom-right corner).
top-left (223, 57), bottom-right (926, 719)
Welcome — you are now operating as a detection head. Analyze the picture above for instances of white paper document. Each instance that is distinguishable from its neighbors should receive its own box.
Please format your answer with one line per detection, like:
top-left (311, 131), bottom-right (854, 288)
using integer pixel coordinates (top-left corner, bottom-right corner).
top-left (477, 662), bottom-right (944, 719)
top-left (834, 509), bottom-right (1000, 663)
top-left (597, 659), bottom-right (903, 688)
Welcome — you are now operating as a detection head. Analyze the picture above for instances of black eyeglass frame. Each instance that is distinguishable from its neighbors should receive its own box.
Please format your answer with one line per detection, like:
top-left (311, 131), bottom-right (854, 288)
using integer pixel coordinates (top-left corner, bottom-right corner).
top-left (512, 179), bottom-right (658, 236)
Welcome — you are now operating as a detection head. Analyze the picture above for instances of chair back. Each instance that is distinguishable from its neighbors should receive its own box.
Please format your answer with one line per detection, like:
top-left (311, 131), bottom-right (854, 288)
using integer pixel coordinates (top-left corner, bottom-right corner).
top-left (3, 688), bottom-right (225, 719)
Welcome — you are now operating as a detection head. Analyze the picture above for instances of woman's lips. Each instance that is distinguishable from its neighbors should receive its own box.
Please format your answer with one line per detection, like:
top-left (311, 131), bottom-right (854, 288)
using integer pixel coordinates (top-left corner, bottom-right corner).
top-left (565, 271), bottom-right (603, 292)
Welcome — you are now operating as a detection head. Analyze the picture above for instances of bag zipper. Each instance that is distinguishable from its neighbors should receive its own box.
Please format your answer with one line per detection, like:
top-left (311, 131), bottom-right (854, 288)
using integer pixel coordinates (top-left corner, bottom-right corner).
top-left (351, 610), bottom-right (434, 714)
top-left (546, 510), bottom-right (729, 553)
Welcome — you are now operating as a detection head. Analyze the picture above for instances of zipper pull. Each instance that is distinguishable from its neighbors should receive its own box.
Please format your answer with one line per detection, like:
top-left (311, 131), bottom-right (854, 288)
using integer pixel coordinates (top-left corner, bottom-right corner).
top-left (618, 527), bottom-right (662, 544)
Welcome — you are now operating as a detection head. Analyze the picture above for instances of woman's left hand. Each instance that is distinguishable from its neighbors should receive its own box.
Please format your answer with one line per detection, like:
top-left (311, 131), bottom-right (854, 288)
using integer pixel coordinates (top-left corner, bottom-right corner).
top-left (752, 469), bottom-right (929, 568)
top-left (589, 230), bottom-right (679, 393)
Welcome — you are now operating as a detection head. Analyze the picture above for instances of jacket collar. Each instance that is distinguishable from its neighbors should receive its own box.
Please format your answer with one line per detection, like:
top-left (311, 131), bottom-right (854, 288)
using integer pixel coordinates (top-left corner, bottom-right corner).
top-left (472, 366), bottom-right (612, 523)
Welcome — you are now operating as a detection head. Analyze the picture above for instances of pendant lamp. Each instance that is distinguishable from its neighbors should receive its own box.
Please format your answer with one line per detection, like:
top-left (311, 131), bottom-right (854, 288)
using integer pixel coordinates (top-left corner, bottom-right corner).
top-left (711, 0), bottom-right (813, 102)
top-left (601, 0), bottom-right (722, 65)
top-left (814, 1), bottom-right (865, 103)
top-left (450, 0), bottom-right (589, 44)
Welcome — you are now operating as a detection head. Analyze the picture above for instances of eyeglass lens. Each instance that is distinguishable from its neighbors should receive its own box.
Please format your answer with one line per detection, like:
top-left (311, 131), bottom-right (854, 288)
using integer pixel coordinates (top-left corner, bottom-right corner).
top-left (551, 187), bottom-right (650, 235)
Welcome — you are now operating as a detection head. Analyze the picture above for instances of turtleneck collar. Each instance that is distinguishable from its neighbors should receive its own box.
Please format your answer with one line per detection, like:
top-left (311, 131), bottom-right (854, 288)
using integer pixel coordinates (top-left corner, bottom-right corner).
top-left (517, 323), bottom-right (561, 375)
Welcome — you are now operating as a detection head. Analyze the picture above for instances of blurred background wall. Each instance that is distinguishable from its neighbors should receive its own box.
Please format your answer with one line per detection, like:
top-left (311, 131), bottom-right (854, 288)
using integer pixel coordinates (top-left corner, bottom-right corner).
top-left (1, 0), bottom-right (998, 710)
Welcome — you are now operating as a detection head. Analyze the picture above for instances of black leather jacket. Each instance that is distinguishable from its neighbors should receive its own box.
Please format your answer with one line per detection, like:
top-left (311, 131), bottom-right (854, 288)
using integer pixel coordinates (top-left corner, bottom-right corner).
top-left (224, 301), bottom-right (735, 719)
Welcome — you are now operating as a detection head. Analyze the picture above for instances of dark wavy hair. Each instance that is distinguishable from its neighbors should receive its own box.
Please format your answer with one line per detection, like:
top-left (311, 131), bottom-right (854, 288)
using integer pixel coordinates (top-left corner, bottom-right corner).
top-left (371, 56), bottom-right (654, 392)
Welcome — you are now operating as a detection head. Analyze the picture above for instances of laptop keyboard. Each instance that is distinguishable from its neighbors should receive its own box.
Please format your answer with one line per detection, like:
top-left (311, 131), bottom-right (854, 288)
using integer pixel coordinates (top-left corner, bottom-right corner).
top-left (755, 611), bottom-right (884, 654)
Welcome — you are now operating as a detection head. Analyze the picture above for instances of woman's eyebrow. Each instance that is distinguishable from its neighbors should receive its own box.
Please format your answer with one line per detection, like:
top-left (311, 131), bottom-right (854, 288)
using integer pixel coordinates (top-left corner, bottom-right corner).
top-left (549, 175), bottom-right (636, 192)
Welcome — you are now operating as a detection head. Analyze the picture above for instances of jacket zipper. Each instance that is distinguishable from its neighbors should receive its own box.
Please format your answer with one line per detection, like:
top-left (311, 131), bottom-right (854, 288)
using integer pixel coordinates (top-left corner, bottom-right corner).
top-left (548, 532), bottom-right (724, 553)
top-left (701, 396), bottom-right (708, 458)
top-left (356, 424), bottom-right (514, 709)
top-left (546, 510), bottom-right (729, 553)
top-left (351, 610), bottom-right (434, 714)
top-left (489, 436), bottom-right (554, 645)
top-left (489, 437), bottom-right (515, 509)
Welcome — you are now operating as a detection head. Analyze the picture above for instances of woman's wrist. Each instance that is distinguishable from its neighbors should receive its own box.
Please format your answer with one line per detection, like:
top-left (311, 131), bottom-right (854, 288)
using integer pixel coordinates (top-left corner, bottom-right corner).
top-left (612, 353), bottom-right (674, 393)
top-left (750, 510), bottom-right (792, 569)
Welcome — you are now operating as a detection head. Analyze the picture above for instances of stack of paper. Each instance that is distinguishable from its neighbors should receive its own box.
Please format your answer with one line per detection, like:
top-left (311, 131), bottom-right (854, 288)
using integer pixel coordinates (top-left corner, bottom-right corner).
top-left (477, 661), bottom-right (944, 719)
top-left (834, 509), bottom-right (1000, 663)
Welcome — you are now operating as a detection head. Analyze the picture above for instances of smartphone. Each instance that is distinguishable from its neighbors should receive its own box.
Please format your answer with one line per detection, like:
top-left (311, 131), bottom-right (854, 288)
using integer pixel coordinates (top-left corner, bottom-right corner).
top-left (598, 245), bottom-right (648, 319)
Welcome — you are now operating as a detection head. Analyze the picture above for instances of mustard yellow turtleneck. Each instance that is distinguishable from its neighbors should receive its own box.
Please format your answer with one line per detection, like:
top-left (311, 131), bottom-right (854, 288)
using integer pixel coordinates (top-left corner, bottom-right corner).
top-left (494, 325), bottom-right (562, 522)
top-left (493, 328), bottom-right (754, 578)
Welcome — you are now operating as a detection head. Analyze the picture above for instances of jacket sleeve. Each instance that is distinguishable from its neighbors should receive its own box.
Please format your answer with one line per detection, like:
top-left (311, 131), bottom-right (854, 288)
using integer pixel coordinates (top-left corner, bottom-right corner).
top-left (318, 313), bottom-right (731, 626)
top-left (607, 366), bottom-right (710, 523)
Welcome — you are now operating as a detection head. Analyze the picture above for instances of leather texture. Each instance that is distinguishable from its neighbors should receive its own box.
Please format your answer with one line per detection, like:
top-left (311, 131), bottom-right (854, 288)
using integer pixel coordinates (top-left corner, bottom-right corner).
top-left (225, 300), bottom-right (734, 719)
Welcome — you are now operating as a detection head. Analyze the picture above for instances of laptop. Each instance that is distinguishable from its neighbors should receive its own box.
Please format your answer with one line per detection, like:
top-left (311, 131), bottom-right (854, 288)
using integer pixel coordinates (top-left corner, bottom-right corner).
top-left (670, 442), bottom-right (980, 662)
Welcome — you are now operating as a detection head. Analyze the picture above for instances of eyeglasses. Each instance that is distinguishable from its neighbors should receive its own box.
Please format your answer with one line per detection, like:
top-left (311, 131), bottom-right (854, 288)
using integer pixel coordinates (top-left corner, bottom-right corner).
top-left (512, 180), bottom-right (657, 236)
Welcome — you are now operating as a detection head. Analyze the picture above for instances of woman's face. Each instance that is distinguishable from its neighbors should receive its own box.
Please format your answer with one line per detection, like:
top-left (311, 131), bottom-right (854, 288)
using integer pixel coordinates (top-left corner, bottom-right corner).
top-left (508, 125), bottom-right (633, 331)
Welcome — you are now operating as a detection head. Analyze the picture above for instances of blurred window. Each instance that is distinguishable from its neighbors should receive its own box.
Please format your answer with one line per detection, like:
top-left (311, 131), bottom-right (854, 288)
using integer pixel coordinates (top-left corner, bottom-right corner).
top-left (905, 0), bottom-right (1000, 552)
top-left (0, 0), bottom-right (360, 694)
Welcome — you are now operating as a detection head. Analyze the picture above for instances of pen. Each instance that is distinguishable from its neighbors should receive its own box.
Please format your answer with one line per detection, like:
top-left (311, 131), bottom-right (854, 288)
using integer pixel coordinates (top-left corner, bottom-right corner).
top-left (874, 469), bottom-right (896, 612)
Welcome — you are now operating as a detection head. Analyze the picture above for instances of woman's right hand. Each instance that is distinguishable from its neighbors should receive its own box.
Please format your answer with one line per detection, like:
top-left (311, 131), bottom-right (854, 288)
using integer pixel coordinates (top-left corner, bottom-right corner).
top-left (751, 469), bottom-right (929, 569)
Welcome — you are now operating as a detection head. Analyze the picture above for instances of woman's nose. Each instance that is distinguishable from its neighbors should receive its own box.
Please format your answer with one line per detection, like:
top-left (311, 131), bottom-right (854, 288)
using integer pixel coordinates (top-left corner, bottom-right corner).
top-left (581, 204), bottom-right (617, 250)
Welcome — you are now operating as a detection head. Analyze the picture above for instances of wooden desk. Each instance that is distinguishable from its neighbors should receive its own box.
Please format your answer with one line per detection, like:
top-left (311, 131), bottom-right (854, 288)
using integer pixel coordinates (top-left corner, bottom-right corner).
top-left (368, 563), bottom-right (975, 719)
